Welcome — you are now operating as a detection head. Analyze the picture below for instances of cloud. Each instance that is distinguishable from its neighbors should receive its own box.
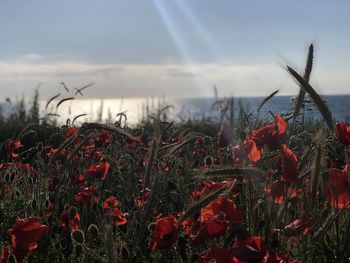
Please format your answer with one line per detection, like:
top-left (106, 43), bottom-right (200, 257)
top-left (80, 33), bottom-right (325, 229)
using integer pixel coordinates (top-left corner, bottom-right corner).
top-left (0, 62), bottom-right (125, 78)
top-left (0, 60), bottom-right (348, 99)
top-left (22, 53), bottom-right (43, 60)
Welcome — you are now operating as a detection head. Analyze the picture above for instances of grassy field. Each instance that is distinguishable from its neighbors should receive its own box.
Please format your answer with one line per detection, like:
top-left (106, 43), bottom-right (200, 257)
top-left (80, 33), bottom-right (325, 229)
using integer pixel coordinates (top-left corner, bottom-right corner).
top-left (0, 46), bottom-right (349, 263)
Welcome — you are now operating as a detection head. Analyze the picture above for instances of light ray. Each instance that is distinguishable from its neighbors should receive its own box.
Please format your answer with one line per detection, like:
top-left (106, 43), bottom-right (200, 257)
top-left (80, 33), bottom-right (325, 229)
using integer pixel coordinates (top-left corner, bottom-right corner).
top-left (152, 0), bottom-right (211, 95)
top-left (175, 0), bottom-right (227, 63)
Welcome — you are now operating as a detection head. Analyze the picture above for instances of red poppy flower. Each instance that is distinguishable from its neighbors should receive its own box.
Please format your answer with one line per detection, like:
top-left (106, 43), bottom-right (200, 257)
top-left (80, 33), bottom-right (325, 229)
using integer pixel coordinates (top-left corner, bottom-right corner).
top-left (336, 122), bottom-right (350, 145)
top-left (274, 114), bottom-right (288, 136)
top-left (232, 139), bottom-right (262, 165)
top-left (181, 216), bottom-right (201, 238)
top-left (217, 122), bottom-right (234, 148)
top-left (150, 215), bottom-right (178, 251)
top-left (279, 145), bottom-right (299, 183)
top-left (192, 213), bottom-right (228, 244)
top-left (59, 210), bottom-right (81, 236)
top-left (186, 198), bottom-right (243, 245)
top-left (45, 147), bottom-right (67, 160)
top-left (103, 196), bottom-right (127, 225)
top-left (86, 162), bottom-right (110, 181)
top-left (74, 184), bottom-right (98, 205)
top-left (133, 196), bottom-right (147, 207)
top-left (244, 138), bottom-right (262, 162)
top-left (3, 139), bottom-right (22, 158)
top-left (266, 179), bottom-right (298, 205)
top-left (7, 217), bottom-right (49, 262)
top-left (231, 236), bottom-right (267, 262)
top-left (75, 174), bottom-right (86, 184)
top-left (195, 180), bottom-right (234, 201)
top-left (93, 131), bottom-right (112, 147)
top-left (201, 198), bottom-right (243, 224)
top-left (103, 195), bottom-right (119, 209)
top-left (282, 218), bottom-right (314, 239)
top-left (325, 165), bottom-right (349, 208)
top-left (262, 251), bottom-right (300, 263)
top-left (200, 248), bottom-right (234, 263)
top-left (64, 127), bottom-right (78, 139)
top-left (48, 177), bottom-right (59, 191)
top-left (249, 115), bottom-right (288, 150)
top-left (0, 245), bottom-right (10, 263)
top-left (85, 149), bottom-right (105, 160)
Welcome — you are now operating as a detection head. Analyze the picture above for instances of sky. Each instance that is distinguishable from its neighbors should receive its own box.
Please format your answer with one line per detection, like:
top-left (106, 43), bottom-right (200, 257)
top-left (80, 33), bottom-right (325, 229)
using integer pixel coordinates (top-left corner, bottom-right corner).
top-left (0, 0), bottom-right (349, 100)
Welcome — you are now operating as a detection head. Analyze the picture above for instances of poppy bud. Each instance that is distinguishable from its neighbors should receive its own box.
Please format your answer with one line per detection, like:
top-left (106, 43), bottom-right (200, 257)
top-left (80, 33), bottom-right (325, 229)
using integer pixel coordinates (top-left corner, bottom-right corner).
top-left (121, 246), bottom-right (129, 259)
top-left (37, 142), bottom-right (43, 152)
top-left (54, 241), bottom-right (61, 250)
top-left (217, 122), bottom-right (233, 148)
top-left (166, 180), bottom-right (177, 192)
top-left (4, 173), bottom-right (10, 183)
top-left (87, 224), bottom-right (100, 247)
top-left (71, 229), bottom-right (85, 244)
top-left (31, 199), bottom-right (37, 210)
top-left (190, 253), bottom-right (199, 262)
top-left (69, 206), bottom-right (78, 219)
top-left (28, 176), bottom-right (33, 185)
top-left (7, 254), bottom-right (17, 263)
top-left (10, 174), bottom-right (15, 183)
top-left (204, 155), bottom-right (214, 167)
top-left (88, 224), bottom-right (99, 239)
top-left (75, 243), bottom-right (84, 257)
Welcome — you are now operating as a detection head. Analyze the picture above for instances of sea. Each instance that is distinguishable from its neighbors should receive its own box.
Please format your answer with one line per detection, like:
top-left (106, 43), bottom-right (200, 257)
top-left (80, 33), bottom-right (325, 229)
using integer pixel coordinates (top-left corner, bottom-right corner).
top-left (1, 95), bottom-right (349, 125)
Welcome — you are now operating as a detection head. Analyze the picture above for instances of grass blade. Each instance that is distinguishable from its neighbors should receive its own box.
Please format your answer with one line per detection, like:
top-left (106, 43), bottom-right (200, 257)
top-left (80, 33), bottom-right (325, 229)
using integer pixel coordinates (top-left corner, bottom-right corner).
top-left (287, 66), bottom-right (335, 130)
top-left (56, 97), bottom-right (74, 109)
top-left (72, 114), bottom-right (88, 125)
top-left (45, 93), bottom-right (61, 109)
top-left (49, 135), bottom-right (78, 163)
top-left (178, 184), bottom-right (229, 225)
top-left (257, 90), bottom-right (279, 112)
top-left (80, 122), bottom-right (141, 142)
top-left (293, 44), bottom-right (314, 119)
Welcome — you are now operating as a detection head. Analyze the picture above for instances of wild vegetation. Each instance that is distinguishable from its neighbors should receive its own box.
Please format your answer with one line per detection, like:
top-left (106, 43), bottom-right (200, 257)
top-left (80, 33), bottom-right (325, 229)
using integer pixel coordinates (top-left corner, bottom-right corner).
top-left (0, 45), bottom-right (349, 262)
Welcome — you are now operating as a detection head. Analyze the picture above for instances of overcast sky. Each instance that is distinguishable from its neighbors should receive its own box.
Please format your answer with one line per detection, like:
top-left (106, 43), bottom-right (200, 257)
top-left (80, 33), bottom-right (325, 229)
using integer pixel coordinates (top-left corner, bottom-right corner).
top-left (0, 0), bottom-right (349, 100)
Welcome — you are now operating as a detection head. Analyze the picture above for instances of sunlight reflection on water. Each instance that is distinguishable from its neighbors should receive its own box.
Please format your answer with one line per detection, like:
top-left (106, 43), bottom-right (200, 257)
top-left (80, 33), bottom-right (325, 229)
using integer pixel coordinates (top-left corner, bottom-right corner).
top-left (36, 95), bottom-right (350, 125)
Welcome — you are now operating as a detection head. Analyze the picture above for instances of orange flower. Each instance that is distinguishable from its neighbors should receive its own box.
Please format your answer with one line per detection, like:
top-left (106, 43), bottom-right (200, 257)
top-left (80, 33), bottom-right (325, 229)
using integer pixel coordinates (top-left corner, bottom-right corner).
top-left (7, 217), bottom-right (49, 262)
